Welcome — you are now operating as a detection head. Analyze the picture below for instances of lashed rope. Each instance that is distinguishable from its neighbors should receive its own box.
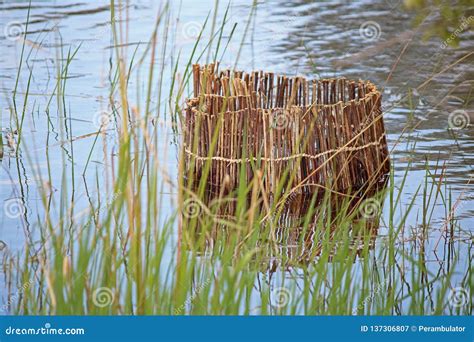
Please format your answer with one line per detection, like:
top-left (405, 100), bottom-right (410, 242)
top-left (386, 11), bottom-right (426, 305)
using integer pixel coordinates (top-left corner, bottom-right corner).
top-left (185, 134), bottom-right (386, 163)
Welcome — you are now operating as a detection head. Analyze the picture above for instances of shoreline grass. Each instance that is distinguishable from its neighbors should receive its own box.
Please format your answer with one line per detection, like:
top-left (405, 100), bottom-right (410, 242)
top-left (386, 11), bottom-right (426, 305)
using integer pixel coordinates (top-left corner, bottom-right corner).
top-left (0, 0), bottom-right (472, 316)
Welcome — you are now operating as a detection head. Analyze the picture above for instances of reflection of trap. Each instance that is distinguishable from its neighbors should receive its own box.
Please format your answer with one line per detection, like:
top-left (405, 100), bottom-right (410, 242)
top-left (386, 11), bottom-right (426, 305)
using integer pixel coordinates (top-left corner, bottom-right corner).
top-left (184, 64), bottom-right (390, 193)
top-left (183, 191), bottom-right (383, 269)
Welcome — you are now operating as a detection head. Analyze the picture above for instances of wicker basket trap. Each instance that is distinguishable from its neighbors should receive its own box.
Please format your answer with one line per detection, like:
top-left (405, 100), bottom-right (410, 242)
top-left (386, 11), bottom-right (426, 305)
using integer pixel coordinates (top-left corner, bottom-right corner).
top-left (184, 64), bottom-right (390, 193)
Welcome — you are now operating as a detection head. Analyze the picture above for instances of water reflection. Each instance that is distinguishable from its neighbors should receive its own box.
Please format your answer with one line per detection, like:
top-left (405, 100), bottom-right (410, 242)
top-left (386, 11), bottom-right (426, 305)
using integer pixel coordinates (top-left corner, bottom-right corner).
top-left (183, 187), bottom-right (386, 271)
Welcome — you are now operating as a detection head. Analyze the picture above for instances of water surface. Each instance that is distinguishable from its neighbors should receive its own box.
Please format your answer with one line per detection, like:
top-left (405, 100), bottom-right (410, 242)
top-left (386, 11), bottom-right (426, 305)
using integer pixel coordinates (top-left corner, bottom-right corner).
top-left (0, 0), bottom-right (472, 314)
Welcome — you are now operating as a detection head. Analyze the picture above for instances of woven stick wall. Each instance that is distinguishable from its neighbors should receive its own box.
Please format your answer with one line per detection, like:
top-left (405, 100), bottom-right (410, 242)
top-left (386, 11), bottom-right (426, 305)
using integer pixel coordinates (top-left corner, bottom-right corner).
top-left (184, 64), bottom-right (390, 193)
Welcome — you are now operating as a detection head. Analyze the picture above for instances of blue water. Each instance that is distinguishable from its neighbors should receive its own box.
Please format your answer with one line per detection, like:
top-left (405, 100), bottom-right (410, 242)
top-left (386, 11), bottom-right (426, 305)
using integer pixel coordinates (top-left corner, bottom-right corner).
top-left (0, 0), bottom-right (472, 314)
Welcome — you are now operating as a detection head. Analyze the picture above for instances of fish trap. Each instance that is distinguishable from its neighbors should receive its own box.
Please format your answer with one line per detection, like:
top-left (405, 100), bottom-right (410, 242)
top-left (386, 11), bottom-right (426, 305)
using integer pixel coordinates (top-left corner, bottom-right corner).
top-left (184, 64), bottom-right (390, 193)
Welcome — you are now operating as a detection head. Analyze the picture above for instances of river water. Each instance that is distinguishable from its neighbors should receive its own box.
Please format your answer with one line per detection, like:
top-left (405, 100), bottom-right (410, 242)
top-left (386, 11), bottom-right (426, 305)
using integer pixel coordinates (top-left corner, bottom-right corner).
top-left (0, 0), bottom-right (472, 313)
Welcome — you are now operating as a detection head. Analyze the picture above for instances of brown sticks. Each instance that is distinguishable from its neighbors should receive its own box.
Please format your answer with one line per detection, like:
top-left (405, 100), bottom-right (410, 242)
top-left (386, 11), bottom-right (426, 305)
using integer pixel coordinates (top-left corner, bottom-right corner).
top-left (184, 64), bottom-right (390, 194)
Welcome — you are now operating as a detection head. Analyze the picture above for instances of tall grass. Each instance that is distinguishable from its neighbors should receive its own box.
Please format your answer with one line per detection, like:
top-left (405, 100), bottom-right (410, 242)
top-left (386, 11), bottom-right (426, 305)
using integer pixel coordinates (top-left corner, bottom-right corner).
top-left (1, 1), bottom-right (472, 316)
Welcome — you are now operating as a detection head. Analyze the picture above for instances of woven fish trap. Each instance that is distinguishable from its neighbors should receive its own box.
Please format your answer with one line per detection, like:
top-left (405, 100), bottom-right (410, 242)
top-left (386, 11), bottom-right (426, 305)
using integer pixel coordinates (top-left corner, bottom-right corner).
top-left (184, 64), bottom-right (390, 194)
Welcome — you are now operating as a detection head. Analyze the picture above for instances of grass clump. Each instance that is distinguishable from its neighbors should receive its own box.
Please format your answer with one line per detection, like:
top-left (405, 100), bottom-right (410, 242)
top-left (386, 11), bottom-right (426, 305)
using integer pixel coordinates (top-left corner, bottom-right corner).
top-left (0, 1), bottom-right (472, 316)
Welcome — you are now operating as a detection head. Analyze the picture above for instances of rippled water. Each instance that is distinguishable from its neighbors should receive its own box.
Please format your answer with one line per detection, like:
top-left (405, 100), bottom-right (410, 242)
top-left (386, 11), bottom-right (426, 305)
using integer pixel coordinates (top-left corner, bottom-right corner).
top-left (0, 0), bottom-right (472, 313)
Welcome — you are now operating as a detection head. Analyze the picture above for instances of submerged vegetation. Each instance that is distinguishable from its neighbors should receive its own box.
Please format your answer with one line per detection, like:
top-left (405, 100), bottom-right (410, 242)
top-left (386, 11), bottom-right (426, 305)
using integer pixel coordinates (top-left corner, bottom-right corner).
top-left (0, 0), bottom-right (472, 316)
